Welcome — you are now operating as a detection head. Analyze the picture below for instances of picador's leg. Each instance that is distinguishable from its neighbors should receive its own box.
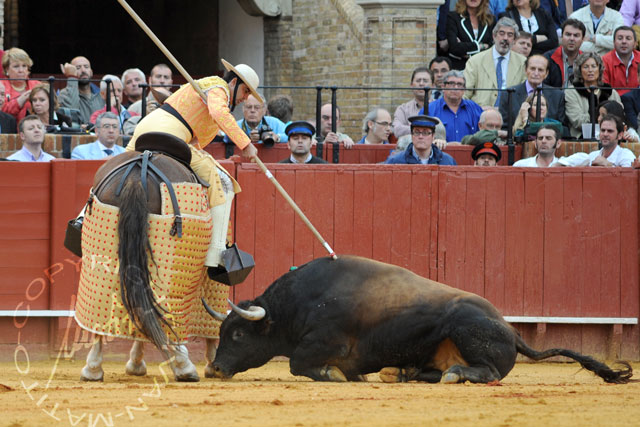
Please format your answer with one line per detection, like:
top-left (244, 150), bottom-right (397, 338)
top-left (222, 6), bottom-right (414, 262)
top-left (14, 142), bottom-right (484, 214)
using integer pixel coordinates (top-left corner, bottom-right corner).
top-left (204, 338), bottom-right (218, 378)
top-left (125, 341), bottom-right (147, 376)
top-left (202, 163), bottom-right (234, 270)
top-left (168, 344), bottom-right (200, 382)
top-left (81, 336), bottom-right (104, 381)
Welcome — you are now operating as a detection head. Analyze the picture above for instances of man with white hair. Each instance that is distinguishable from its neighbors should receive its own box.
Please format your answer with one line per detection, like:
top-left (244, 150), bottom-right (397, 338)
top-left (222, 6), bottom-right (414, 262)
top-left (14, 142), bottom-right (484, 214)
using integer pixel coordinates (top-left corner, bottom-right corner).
top-left (464, 17), bottom-right (527, 107)
top-left (358, 108), bottom-right (392, 144)
top-left (89, 74), bottom-right (137, 126)
top-left (121, 68), bottom-right (146, 108)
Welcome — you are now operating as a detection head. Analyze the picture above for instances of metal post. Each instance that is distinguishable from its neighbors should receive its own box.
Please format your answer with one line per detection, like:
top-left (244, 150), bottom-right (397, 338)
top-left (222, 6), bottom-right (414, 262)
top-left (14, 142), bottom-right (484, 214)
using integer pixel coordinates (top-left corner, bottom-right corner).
top-left (105, 79), bottom-right (112, 114)
top-left (535, 86), bottom-right (542, 122)
top-left (331, 87), bottom-right (339, 163)
top-left (589, 86), bottom-right (596, 140)
top-left (423, 87), bottom-right (430, 115)
top-left (506, 88), bottom-right (515, 165)
top-left (48, 76), bottom-right (55, 128)
top-left (315, 85), bottom-right (323, 158)
top-left (140, 83), bottom-right (148, 117)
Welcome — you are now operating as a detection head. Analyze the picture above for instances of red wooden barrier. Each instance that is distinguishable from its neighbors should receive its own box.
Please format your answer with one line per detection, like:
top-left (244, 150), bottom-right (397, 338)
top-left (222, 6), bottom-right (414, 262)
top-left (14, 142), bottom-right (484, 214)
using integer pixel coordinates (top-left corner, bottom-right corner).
top-left (322, 144), bottom-right (523, 165)
top-left (232, 164), bottom-right (638, 319)
top-left (205, 143), bottom-right (293, 164)
top-left (1, 160), bottom-right (638, 360)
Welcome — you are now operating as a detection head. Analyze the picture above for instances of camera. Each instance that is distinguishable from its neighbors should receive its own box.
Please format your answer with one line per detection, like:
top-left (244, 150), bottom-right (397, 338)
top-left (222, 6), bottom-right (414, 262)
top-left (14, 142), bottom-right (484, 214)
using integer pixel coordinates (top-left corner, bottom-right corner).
top-left (258, 124), bottom-right (275, 147)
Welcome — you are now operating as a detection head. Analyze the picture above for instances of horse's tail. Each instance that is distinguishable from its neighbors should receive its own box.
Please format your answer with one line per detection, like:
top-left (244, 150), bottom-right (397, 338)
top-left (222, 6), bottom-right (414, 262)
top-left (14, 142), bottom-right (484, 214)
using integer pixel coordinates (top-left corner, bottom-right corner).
top-left (516, 335), bottom-right (633, 384)
top-left (118, 180), bottom-right (172, 353)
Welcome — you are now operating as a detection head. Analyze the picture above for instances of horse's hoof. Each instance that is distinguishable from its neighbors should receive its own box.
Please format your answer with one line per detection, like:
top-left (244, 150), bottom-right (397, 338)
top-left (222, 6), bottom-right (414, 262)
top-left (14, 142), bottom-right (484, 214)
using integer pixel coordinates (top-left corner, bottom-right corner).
top-left (125, 360), bottom-right (147, 376)
top-left (441, 372), bottom-right (461, 384)
top-left (175, 372), bottom-right (200, 382)
top-left (204, 362), bottom-right (216, 378)
top-left (81, 367), bottom-right (104, 382)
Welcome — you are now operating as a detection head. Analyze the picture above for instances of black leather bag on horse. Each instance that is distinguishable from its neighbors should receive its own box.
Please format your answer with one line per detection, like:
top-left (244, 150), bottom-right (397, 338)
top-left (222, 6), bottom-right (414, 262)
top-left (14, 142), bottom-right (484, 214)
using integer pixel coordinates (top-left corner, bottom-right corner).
top-left (64, 216), bottom-right (84, 257)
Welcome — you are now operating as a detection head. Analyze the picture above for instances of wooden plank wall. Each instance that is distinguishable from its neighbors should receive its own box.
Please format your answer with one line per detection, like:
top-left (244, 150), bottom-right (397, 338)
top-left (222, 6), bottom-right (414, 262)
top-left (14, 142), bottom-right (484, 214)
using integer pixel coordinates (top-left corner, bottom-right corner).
top-left (232, 164), bottom-right (639, 323)
top-left (0, 160), bottom-right (638, 359)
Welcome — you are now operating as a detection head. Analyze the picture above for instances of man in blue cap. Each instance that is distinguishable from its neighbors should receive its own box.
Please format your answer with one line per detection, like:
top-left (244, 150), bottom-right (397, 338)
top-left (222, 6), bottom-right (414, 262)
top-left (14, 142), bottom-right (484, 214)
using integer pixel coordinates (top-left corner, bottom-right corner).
top-left (385, 115), bottom-right (457, 165)
top-left (280, 121), bottom-right (328, 164)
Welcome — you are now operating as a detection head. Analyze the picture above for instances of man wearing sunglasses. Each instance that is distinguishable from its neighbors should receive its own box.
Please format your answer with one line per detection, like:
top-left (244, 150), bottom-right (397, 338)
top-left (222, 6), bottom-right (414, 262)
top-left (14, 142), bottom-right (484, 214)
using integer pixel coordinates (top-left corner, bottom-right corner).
top-left (384, 115), bottom-right (457, 165)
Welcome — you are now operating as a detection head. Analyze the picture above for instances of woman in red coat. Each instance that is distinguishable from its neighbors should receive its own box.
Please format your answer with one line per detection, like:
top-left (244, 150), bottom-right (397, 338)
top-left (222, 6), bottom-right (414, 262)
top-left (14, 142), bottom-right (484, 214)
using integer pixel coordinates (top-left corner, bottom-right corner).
top-left (1, 48), bottom-right (40, 121)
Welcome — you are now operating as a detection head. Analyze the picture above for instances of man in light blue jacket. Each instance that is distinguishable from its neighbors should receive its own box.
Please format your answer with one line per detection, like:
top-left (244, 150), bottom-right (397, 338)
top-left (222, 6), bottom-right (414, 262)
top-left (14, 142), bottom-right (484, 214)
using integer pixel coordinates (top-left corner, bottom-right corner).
top-left (71, 112), bottom-right (125, 160)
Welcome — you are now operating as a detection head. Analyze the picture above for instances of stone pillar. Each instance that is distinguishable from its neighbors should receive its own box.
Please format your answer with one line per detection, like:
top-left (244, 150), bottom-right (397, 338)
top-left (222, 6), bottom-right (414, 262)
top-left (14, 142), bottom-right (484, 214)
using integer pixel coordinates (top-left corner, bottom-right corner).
top-left (357, 0), bottom-right (442, 118)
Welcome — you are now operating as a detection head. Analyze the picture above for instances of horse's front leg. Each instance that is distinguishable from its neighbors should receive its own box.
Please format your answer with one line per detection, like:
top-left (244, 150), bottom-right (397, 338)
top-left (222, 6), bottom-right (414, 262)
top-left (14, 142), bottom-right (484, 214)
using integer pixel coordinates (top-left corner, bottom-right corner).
top-left (81, 335), bottom-right (104, 381)
top-left (168, 344), bottom-right (200, 382)
top-left (125, 341), bottom-right (147, 376)
top-left (204, 338), bottom-right (218, 378)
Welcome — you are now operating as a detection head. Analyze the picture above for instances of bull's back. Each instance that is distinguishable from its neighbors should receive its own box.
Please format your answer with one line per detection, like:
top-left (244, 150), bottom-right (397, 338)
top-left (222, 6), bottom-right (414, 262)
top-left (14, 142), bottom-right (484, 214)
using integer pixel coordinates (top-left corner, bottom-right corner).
top-left (290, 256), bottom-right (504, 328)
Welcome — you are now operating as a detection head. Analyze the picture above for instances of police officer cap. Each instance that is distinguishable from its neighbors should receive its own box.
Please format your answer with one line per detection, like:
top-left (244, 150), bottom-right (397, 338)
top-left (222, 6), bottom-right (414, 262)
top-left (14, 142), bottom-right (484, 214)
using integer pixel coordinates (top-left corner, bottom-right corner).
top-left (408, 115), bottom-right (438, 129)
top-left (285, 121), bottom-right (316, 137)
top-left (471, 141), bottom-right (502, 162)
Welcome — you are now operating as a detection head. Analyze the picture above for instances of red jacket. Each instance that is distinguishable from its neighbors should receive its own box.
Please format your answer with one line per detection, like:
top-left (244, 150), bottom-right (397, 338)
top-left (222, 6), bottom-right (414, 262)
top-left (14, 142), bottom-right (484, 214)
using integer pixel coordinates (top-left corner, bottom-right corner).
top-left (602, 50), bottom-right (640, 96)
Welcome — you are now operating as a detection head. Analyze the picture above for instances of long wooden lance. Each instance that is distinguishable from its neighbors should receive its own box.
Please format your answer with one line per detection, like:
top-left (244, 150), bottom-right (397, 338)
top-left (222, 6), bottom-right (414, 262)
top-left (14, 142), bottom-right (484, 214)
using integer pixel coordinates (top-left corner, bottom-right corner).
top-left (116, 0), bottom-right (337, 260)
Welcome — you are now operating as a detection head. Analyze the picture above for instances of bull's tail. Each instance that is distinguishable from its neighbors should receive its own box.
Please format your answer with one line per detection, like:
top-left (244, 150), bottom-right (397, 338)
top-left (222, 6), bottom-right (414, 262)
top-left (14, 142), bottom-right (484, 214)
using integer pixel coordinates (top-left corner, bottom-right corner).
top-left (118, 181), bottom-right (174, 354)
top-left (516, 336), bottom-right (633, 384)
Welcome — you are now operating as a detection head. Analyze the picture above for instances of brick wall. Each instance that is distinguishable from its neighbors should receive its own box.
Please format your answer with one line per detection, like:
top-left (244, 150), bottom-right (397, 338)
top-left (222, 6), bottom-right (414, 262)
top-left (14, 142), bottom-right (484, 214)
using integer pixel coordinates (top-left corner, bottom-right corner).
top-left (263, 0), bottom-right (438, 140)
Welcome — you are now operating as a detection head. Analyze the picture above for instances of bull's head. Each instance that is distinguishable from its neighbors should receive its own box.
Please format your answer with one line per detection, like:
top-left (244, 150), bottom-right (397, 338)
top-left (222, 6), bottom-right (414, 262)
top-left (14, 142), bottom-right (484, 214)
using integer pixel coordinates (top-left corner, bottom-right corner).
top-left (202, 298), bottom-right (275, 379)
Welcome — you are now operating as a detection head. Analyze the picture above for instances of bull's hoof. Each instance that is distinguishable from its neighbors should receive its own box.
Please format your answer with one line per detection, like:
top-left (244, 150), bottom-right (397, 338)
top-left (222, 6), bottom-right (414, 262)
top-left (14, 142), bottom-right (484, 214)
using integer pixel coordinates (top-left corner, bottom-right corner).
top-left (175, 372), bottom-right (200, 382)
top-left (204, 362), bottom-right (216, 378)
top-left (125, 360), bottom-right (147, 376)
top-left (322, 366), bottom-right (347, 382)
top-left (379, 367), bottom-right (403, 383)
top-left (441, 371), bottom-right (461, 384)
top-left (80, 366), bottom-right (104, 382)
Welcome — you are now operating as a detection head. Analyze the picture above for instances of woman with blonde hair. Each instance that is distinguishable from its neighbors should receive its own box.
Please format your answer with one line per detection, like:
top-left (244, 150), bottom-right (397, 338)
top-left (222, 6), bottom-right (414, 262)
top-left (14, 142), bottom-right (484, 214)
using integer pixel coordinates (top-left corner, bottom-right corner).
top-left (28, 83), bottom-right (72, 131)
top-left (446, 0), bottom-right (495, 70)
top-left (498, 0), bottom-right (558, 55)
top-left (1, 47), bottom-right (41, 121)
top-left (565, 52), bottom-right (621, 138)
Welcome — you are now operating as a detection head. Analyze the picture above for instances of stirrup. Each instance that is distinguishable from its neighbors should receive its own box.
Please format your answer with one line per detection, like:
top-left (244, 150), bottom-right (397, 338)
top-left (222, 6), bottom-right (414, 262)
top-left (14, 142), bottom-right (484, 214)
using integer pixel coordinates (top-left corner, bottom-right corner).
top-left (207, 244), bottom-right (255, 286)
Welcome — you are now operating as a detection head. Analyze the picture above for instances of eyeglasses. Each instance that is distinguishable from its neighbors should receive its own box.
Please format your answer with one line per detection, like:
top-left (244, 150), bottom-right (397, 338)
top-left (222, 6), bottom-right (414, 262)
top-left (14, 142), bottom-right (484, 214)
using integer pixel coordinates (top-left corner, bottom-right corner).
top-left (444, 81), bottom-right (465, 88)
top-left (244, 105), bottom-right (263, 111)
top-left (374, 121), bottom-right (392, 128)
top-left (412, 129), bottom-right (434, 137)
top-left (100, 124), bottom-right (119, 130)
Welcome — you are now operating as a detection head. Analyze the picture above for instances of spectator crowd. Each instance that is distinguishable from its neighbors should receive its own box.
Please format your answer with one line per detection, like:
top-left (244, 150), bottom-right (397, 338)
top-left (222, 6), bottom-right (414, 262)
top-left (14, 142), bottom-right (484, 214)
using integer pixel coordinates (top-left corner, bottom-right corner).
top-left (3, 0), bottom-right (640, 167)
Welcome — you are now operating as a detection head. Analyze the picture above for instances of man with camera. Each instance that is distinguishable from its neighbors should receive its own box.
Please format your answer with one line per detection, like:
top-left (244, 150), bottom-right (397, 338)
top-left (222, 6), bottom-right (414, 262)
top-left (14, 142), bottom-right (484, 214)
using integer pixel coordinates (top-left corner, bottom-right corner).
top-left (225, 93), bottom-right (287, 146)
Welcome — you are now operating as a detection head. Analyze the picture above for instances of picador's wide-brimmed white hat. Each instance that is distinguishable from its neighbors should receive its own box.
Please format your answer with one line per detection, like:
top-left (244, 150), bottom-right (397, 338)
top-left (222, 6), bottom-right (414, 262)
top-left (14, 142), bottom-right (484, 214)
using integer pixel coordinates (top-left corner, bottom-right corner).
top-left (221, 59), bottom-right (261, 103)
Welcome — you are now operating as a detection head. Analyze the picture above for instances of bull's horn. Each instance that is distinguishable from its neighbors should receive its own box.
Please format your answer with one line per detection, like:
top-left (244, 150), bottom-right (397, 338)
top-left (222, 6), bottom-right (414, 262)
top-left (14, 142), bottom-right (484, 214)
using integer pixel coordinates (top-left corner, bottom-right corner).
top-left (228, 298), bottom-right (266, 321)
top-left (201, 298), bottom-right (227, 321)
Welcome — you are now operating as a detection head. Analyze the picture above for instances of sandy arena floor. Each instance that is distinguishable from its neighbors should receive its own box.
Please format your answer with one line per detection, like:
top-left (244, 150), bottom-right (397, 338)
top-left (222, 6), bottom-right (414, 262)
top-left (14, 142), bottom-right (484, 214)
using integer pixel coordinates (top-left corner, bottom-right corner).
top-left (0, 360), bottom-right (638, 427)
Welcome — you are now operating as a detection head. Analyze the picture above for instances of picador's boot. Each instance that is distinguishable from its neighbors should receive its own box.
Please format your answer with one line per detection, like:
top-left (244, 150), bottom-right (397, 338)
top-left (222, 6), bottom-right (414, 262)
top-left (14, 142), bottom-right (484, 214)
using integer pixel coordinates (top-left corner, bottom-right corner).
top-left (205, 169), bottom-right (254, 286)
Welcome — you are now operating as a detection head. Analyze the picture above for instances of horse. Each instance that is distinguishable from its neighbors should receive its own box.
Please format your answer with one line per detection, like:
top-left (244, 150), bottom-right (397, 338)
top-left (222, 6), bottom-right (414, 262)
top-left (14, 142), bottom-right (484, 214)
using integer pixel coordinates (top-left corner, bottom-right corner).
top-left (74, 134), bottom-right (225, 382)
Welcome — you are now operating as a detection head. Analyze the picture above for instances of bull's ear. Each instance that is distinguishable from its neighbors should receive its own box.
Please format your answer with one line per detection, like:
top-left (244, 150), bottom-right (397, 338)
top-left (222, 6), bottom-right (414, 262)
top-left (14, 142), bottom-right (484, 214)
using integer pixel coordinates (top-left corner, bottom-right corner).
top-left (256, 317), bottom-right (273, 335)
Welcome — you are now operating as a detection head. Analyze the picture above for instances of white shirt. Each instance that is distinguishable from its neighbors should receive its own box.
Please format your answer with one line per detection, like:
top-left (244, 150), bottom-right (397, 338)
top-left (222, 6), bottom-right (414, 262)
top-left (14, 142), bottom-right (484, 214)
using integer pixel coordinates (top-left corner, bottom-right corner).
top-left (492, 47), bottom-right (511, 90)
top-left (520, 14), bottom-right (539, 34)
top-left (588, 145), bottom-right (636, 167)
top-left (513, 155), bottom-right (559, 167)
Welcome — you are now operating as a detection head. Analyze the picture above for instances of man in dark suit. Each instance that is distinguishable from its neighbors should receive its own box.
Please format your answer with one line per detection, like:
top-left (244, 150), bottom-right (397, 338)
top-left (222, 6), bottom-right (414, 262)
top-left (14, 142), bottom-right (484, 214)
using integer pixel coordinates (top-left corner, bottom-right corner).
top-left (0, 84), bottom-right (17, 133)
top-left (621, 89), bottom-right (640, 130)
top-left (499, 54), bottom-right (565, 130)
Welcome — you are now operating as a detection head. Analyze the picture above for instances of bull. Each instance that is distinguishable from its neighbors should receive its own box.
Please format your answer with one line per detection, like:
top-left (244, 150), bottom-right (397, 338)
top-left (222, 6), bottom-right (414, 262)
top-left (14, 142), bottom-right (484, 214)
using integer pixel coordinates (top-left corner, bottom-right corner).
top-left (203, 256), bottom-right (632, 384)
